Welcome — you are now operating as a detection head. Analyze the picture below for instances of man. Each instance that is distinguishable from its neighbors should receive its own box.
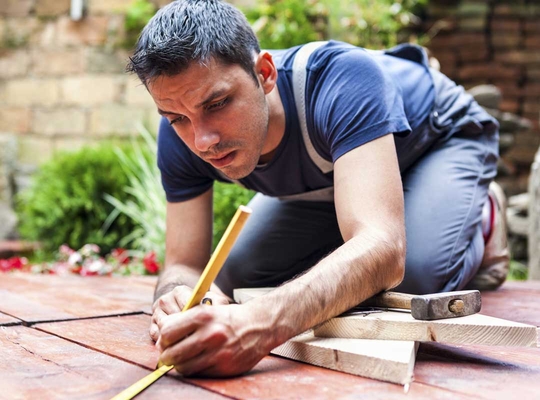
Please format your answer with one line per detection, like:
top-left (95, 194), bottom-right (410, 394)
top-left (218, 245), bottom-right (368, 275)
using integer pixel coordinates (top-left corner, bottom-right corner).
top-left (127, 0), bottom-right (509, 377)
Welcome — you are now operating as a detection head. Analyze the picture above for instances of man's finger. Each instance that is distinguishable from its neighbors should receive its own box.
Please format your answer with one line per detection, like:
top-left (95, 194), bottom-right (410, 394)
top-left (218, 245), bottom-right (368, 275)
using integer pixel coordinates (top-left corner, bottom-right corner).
top-left (157, 310), bottom-right (203, 349)
top-left (149, 323), bottom-right (159, 342)
top-left (152, 308), bottom-right (168, 330)
top-left (159, 334), bottom-right (207, 369)
top-left (172, 285), bottom-right (194, 310)
top-left (157, 295), bottom-right (182, 315)
top-left (173, 352), bottom-right (214, 377)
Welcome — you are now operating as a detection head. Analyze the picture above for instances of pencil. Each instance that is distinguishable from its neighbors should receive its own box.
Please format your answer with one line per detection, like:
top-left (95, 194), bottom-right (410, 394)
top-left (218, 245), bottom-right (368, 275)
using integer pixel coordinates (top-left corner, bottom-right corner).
top-left (110, 205), bottom-right (252, 400)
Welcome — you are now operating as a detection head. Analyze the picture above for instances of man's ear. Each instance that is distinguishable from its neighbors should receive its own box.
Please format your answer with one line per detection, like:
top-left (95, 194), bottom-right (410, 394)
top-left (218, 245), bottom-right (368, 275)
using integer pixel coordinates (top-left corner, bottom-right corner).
top-left (254, 51), bottom-right (278, 94)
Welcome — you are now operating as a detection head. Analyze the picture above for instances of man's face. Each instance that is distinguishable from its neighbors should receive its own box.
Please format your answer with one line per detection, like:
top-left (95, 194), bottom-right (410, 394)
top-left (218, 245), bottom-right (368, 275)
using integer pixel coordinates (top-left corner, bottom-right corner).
top-left (147, 58), bottom-right (271, 180)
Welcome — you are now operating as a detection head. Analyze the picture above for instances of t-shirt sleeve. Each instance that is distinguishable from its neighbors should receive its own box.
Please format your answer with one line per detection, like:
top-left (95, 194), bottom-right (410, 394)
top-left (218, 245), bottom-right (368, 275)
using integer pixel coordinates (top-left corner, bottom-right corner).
top-left (309, 49), bottom-right (412, 162)
top-left (157, 117), bottom-right (214, 202)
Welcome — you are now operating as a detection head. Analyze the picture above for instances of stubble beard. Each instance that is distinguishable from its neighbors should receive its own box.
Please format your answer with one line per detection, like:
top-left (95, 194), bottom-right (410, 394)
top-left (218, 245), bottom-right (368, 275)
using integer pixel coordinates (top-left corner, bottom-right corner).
top-left (219, 127), bottom-right (267, 180)
top-left (220, 101), bottom-right (270, 180)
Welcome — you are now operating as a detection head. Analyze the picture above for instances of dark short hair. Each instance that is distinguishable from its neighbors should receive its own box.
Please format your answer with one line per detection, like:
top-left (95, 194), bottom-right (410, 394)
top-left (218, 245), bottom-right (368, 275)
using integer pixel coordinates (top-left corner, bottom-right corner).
top-left (126, 0), bottom-right (261, 85)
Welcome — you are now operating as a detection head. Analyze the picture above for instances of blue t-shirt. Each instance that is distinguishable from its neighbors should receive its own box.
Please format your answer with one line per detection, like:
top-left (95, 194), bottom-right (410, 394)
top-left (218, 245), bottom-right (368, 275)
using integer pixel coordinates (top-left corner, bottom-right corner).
top-left (158, 41), bottom-right (496, 202)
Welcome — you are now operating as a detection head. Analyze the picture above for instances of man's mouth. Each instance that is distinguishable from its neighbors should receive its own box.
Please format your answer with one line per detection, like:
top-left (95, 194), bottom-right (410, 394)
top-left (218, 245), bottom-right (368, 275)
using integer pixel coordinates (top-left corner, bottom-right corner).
top-left (206, 151), bottom-right (236, 169)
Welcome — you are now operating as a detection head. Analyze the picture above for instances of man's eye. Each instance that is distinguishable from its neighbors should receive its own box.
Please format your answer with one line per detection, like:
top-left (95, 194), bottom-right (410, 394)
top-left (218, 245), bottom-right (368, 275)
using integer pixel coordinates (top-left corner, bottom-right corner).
top-left (169, 115), bottom-right (185, 125)
top-left (207, 98), bottom-right (228, 110)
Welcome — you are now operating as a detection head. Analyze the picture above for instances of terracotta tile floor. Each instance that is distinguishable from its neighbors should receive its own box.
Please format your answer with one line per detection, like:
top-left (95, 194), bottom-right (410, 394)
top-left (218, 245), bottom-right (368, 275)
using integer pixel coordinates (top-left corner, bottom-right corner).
top-left (1, 273), bottom-right (539, 399)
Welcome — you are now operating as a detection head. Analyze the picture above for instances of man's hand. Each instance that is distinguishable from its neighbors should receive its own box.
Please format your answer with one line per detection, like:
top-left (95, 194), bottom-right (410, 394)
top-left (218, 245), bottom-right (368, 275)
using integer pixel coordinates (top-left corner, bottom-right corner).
top-left (150, 285), bottom-right (230, 341)
top-left (155, 304), bottom-right (270, 377)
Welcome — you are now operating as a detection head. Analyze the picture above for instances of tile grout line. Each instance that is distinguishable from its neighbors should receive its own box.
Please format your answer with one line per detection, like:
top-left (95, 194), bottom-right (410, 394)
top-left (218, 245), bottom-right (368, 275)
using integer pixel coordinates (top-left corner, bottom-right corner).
top-left (32, 324), bottom-right (241, 400)
top-left (20, 311), bottom-right (147, 327)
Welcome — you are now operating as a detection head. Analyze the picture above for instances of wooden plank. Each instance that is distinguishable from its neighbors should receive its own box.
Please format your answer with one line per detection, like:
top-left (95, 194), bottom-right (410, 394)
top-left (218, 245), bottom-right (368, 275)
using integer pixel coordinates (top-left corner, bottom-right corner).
top-left (0, 325), bottom-right (226, 400)
top-left (234, 288), bottom-right (418, 385)
top-left (233, 287), bottom-right (273, 303)
top-left (272, 331), bottom-right (418, 385)
top-left (234, 287), bottom-right (538, 347)
top-left (314, 311), bottom-right (538, 347)
top-left (0, 311), bottom-right (20, 326)
top-left (36, 314), bottom-right (456, 399)
top-left (0, 273), bottom-right (156, 322)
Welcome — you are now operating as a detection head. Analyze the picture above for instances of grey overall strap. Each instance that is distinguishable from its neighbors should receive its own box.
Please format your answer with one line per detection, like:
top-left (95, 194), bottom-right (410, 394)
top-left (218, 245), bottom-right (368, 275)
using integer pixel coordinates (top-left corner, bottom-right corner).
top-left (292, 41), bottom-right (334, 174)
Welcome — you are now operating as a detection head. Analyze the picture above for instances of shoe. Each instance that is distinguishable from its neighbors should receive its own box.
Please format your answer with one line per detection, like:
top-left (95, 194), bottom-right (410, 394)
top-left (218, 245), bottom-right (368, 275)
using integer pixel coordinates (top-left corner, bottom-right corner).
top-left (466, 181), bottom-right (510, 290)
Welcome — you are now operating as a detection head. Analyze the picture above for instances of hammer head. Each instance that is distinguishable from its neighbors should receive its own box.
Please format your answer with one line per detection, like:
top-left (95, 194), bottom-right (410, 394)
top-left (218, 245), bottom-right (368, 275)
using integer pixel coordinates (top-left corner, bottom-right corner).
top-left (410, 290), bottom-right (481, 320)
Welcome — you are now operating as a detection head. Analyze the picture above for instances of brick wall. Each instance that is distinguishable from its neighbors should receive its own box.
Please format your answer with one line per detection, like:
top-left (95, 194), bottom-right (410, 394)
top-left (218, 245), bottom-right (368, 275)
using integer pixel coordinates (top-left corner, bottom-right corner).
top-left (424, 0), bottom-right (540, 194)
top-left (0, 0), bottom-right (166, 168)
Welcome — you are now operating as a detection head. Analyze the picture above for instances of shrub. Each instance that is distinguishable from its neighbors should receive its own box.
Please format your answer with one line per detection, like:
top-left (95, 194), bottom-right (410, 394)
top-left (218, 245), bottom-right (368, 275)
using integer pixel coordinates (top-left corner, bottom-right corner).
top-left (324, 0), bottom-right (428, 49)
top-left (245, 0), bottom-right (329, 49)
top-left (244, 0), bottom-right (427, 50)
top-left (16, 143), bottom-right (136, 255)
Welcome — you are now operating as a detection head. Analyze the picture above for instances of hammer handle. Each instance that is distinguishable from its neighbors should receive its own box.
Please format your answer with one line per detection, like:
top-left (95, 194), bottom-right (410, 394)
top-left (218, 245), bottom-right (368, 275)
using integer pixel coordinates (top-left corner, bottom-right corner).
top-left (360, 291), bottom-right (413, 310)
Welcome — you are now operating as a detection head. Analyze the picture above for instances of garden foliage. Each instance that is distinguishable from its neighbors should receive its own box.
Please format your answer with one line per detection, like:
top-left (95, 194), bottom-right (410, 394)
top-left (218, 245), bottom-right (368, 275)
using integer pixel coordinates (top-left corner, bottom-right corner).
top-left (16, 144), bottom-right (136, 255)
top-left (124, 0), bottom-right (158, 48)
top-left (245, 0), bottom-right (427, 50)
top-left (104, 125), bottom-right (166, 261)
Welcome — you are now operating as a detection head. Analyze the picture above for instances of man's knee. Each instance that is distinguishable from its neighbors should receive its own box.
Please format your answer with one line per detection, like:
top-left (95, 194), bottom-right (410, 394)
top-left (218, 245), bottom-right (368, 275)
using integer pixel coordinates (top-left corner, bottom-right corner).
top-left (395, 246), bottom-right (452, 294)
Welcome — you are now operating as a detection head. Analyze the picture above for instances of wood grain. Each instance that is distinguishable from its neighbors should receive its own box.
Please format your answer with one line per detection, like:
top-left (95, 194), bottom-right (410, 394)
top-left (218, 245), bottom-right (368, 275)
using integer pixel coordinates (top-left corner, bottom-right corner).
top-left (0, 325), bottom-right (226, 400)
top-left (234, 287), bottom-right (538, 347)
top-left (0, 273), bottom-right (156, 322)
top-left (234, 287), bottom-right (418, 384)
top-left (38, 314), bottom-right (453, 399)
top-left (272, 331), bottom-right (418, 385)
top-left (314, 311), bottom-right (538, 347)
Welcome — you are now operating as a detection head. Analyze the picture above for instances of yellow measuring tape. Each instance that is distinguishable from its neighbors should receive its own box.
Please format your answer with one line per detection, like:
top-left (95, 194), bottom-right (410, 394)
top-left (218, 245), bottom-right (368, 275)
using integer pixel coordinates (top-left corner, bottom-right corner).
top-left (111, 205), bottom-right (252, 400)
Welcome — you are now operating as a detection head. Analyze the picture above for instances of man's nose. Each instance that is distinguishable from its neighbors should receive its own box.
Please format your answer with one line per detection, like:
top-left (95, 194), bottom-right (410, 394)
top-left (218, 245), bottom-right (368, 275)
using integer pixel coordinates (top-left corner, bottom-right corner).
top-left (192, 123), bottom-right (220, 152)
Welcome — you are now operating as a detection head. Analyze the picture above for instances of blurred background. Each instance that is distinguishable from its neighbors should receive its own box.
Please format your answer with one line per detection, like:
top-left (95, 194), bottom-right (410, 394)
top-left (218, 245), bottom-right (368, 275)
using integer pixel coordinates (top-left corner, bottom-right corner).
top-left (0, 0), bottom-right (539, 279)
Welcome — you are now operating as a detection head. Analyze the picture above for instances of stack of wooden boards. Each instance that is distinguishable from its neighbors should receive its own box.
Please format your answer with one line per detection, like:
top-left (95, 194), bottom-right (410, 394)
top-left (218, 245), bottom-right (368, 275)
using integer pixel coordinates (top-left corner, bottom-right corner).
top-left (233, 288), bottom-right (539, 386)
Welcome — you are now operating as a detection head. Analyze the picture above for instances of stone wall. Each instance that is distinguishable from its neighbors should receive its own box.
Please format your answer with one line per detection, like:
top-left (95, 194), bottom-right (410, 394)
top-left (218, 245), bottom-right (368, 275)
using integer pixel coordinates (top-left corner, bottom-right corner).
top-left (0, 0), bottom-right (165, 167)
top-left (0, 0), bottom-right (185, 239)
top-left (424, 0), bottom-right (540, 195)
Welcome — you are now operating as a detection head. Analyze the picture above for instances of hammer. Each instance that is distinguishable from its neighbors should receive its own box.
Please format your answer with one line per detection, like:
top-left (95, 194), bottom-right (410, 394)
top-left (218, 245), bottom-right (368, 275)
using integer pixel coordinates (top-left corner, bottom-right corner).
top-left (359, 290), bottom-right (482, 320)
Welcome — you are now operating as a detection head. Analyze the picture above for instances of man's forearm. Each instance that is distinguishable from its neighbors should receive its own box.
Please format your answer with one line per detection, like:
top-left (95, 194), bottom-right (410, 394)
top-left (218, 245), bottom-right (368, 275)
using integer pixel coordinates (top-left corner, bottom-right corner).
top-left (243, 227), bottom-right (405, 350)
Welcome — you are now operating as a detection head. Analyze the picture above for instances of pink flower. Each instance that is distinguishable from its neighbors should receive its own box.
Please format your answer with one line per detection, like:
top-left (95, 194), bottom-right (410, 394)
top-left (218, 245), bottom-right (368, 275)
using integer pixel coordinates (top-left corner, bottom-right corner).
top-left (59, 244), bottom-right (75, 256)
top-left (53, 262), bottom-right (71, 275)
top-left (143, 251), bottom-right (160, 274)
top-left (111, 248), bottom-right (130, 265)
top-left (0, 259), bottom-right (11, 272)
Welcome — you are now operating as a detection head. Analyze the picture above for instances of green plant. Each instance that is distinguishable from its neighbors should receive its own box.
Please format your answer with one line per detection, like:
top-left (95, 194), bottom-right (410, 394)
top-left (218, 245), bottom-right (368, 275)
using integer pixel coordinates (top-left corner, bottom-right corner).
top-left (16, 143), bottom-right (137, 256)
top-left (245, 0), bottom-right (329, 49)
top-left (124, 0), bottom-right (157, 49)
top-left (213, 182), bottom-right (256, 248)
top-left (104, 125), bottom-right (167, 262)
top-left (324, 0), bottom-right (428, 49)
top-left (508, 260), bottom-right (528, 281)
top-left (244, 0), bottom-right (427, 50)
